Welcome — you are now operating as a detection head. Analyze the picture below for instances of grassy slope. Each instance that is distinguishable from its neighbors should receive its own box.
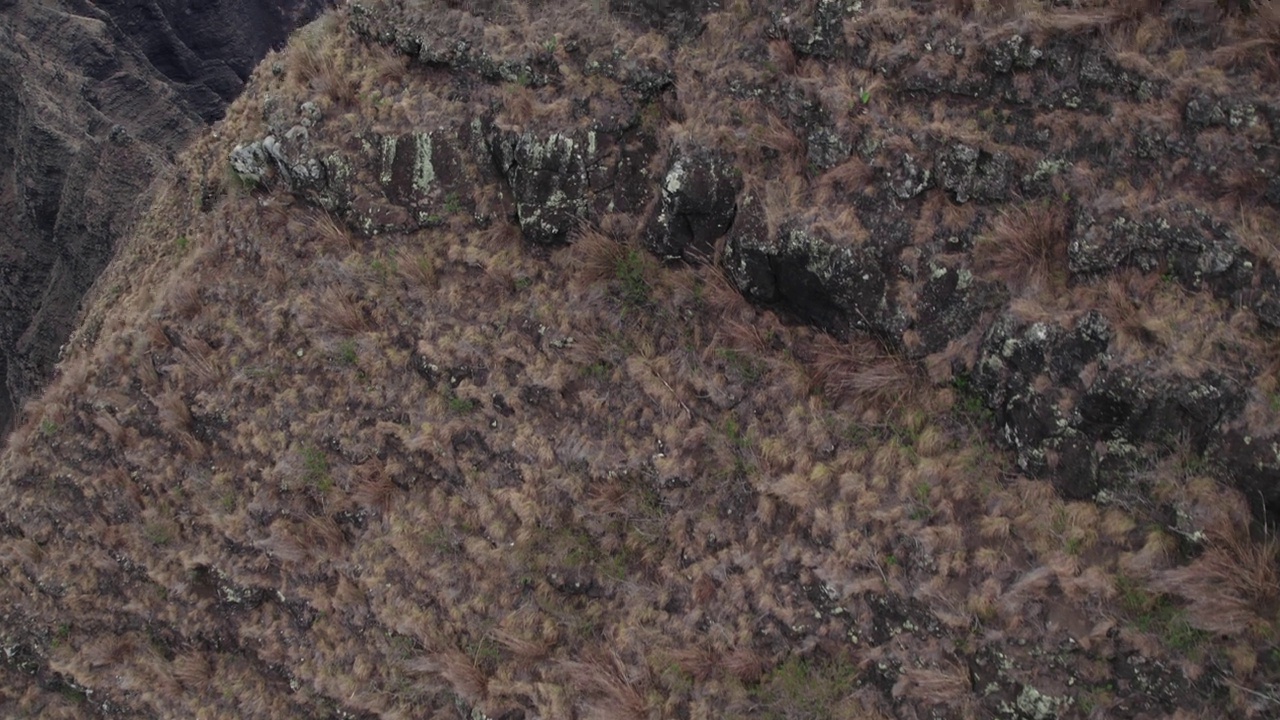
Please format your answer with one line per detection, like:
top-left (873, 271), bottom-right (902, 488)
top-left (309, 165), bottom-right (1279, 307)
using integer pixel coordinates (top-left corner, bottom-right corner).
top-left (4, 1), bottom-right (1280, 718)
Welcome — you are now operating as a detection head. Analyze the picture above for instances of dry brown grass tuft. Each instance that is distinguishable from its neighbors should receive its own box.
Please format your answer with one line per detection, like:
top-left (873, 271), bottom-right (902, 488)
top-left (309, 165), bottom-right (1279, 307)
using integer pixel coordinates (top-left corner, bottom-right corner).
top-left (723, 645), bottom-right (767, 684)
top-left (896, 662), bottom-right (972, 707)
top-left (286, 15), bottom-right (360, 106)
top-left (571, 225), bottom-right (630, 285)
top-left (973, 202), bottom-right (1069, 293)
top-left (316, 285), bottom-right (370, 335)
top-left (1212, 3), bottom-right (1280, 73)
top-left (490, 627), bottom-right (552, 663)
top-left (351, 467), bottom-right (397, 515)
top-left (810, 334), bottom-right (919, 410)
top-left (1153, 529), bottom-right (1280, 635)
top-left (562, 652), bottom-right (653, 720)
top-left (669, 647), bottom-right (718, 682)
top-left (170, 653), bottom-right (211, 689)
top-left (303, 209), bottom-right (357, 254)
top-left (408, 648), bottom-right (489, 703)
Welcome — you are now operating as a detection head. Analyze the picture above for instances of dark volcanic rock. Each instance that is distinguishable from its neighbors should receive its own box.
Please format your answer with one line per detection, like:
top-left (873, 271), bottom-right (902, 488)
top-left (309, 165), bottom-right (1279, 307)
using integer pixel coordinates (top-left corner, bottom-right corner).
top-left (973, 308), bottom-right (1245, 495)
top-left (1215, 426), bottom-right (1280, 522)
top-left (724, 217), bottom-right (889, 338)
top-left (935, 143), bottom-right (1013, 203)
top-left (911, 257), bottom-right (1006, 357)
top-left (642, 146), bottom-right (741, 260)
top-left (491, 131), bottom-right (594, 245)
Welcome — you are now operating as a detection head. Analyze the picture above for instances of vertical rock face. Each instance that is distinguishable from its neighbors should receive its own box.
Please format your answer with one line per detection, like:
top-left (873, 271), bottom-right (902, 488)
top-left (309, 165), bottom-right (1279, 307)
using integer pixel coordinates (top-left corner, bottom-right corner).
top-left (0, 0), bottom-right (326, 434)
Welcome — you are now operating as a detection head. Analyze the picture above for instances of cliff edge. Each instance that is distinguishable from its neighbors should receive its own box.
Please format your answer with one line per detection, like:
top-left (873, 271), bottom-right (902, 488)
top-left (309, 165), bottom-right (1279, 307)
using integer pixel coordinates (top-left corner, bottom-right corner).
top-left (4, 0), bottom-right (1280, 717)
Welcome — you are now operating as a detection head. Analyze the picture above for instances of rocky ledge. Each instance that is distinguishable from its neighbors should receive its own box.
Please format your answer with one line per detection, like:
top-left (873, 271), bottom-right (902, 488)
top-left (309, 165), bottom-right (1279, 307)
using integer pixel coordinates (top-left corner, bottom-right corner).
top-left (224, 0), bottom-right (1280, 526)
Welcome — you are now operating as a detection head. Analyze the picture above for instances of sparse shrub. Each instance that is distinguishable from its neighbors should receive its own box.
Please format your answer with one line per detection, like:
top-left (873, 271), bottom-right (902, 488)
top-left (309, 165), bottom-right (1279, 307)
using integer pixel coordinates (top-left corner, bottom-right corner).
top-left (1115, 574), bottom-right (1210, 651)
top-left (717, 347), bottom-right (765, 383)
top-left (751, 654), bottom-right (860, 720)
top-left (614, 248), bottom-right (651, 308)
top-left (144, 522), bottom-right (173, 546)
top-left (337, 339), bottom-right (358, 366)
top-left (39, 418), bottom-right (58, 437)
top-left (447, 393), bottom-right (476, 413)
top-left (1152, 530), bottom-right (1280, 636)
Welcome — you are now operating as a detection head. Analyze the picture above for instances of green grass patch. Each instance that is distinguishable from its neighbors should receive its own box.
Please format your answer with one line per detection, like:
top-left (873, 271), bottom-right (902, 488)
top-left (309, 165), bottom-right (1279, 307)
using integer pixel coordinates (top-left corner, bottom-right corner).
top-left (39, 418), bottom-right (58, 438)
top-left (337, 339), bottom-right (358, 366)
top-left (301, 446), bottom-right (332, 493)
top-left (717, 347), bottom-right (765, 383)
top-left (1115, 575), bottom-right (1210, 653)
top-left (446, 393), bottom-right (476, 414)
top-left (614, 248), bottom-right (651, 307)
top-left (751, 654), bottom-right (859, 720)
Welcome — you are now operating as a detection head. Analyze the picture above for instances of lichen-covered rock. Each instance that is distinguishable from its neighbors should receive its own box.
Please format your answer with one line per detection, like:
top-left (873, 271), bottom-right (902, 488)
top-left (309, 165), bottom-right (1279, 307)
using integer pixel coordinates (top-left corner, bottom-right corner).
top-left (722, 194), bottom-right (774, 300)
top-left (1080, 369), bottom-right (1243, 452)
top-left (229, 140), bottom-right (271, 185)
top-left (985, 34), bottom-right (1042, 74)
top-left (724, 217), bottom-right (888, 337)
top-left (369, 124), bottom-right (486, 227)
top-left (642, 146), bottom-right (740, 260)
top-left (1067, 210), bottom-right (1168, 276)
top-left (806, 124), bottom-right (852, 172)
top-left (1215, 426), bottom-right (1280, 522)
top-left (229, 103), bottom-right (354, 216)
top-left (1254, 267), bottom-right (1280, 330)
top-left (910, 257), bottom-right (1006, 356)
top-left (350, 1), bottom-right (558, 87)
top-left (1011, 684), bottom-right (1069, 720)
top-left (974, 306), bottom-right (1246, 495)
top-left (974, 313), bottom-right (1108, 480)
top-left (935, 143), bottom-right (1012, 203)
top-left (888, 152), bottom-right (933, 200)
top-left (774, 0), bottom-right (852, 59)
top-left (491, 130), bottom-right (593, 245)
top-left (1069, 206), bottom-right (1262, 303)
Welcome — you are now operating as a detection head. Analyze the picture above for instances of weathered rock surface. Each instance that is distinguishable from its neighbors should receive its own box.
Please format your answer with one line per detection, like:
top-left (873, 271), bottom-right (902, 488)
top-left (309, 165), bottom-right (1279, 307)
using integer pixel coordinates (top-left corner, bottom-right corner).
top-left (642, 146), bottom-right (740, 260)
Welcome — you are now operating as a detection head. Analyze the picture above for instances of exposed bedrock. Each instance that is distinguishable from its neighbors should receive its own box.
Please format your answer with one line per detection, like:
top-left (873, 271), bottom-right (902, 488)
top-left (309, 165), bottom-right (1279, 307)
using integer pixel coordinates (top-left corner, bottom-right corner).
top-left (230, 0), bottom-right (1280, 524)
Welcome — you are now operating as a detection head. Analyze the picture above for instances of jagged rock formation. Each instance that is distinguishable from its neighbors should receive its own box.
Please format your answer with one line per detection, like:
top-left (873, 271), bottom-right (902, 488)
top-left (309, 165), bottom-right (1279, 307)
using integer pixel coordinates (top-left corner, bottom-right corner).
top-left (0, 0), bottom-right (325, 435)
top-left (228, 0), bottom-right (1280, 522)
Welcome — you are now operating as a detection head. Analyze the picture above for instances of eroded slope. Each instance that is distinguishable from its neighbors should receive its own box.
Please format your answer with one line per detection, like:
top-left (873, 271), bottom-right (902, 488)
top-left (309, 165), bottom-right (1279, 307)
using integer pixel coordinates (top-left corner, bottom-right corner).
top-left (3, 1), bottom-right (1280, 718)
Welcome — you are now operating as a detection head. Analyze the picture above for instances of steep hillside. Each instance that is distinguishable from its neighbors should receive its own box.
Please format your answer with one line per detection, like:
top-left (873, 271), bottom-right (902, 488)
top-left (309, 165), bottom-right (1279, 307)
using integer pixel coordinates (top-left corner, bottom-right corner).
top-left (0, 0), bottom-right (327, 436)
top-left (4, 0), bottom-right (1280, 718)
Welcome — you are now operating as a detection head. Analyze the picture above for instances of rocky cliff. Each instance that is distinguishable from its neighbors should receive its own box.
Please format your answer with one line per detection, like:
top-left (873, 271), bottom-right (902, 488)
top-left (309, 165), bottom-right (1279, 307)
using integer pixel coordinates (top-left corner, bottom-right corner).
top-left (4, 0), bottom-right (1280, 718)
top-left (0, 0), bottom-right (326, 435)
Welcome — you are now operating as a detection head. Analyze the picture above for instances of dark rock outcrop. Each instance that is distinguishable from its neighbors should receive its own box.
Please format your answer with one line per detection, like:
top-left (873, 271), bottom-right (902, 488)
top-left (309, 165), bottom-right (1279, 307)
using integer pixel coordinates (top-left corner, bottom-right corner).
top-left (724, 218), bottom-right (889, 338)
top-left (224, 0), bottom-right (1280, 526)
top-left (642, 146), bottom-right (740, 260)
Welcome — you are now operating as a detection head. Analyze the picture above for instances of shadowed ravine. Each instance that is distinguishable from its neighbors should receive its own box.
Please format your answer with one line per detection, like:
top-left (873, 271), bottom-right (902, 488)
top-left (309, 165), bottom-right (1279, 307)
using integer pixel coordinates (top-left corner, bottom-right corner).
top-left (0, 0), bottom-right (328, 437)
